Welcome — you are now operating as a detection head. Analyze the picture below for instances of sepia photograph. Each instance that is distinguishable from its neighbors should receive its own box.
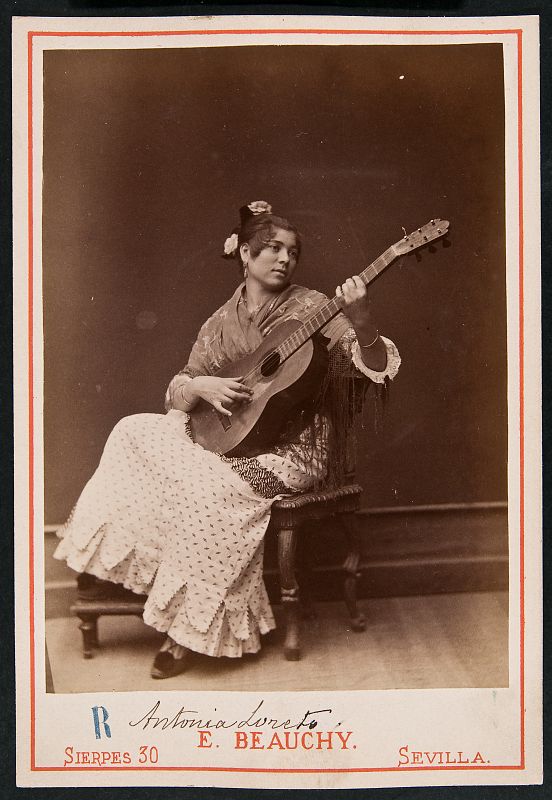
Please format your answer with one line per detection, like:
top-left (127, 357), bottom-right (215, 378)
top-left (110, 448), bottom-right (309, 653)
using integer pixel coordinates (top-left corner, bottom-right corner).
top-left (12, 13), bottom-right (541, 791)
top-left (43, 40), bottom-right (508, 693)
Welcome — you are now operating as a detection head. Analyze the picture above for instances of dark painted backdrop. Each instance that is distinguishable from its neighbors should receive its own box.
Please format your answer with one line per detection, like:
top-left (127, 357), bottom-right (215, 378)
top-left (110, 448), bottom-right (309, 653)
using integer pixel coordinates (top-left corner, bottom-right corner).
top-left (43, 44), bottom-right (506, 523)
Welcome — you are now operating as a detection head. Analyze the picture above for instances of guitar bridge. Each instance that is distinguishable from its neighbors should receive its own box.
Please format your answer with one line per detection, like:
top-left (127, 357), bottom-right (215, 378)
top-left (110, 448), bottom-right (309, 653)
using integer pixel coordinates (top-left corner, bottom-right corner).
top-left (216, 411), bottom-right (232, 431)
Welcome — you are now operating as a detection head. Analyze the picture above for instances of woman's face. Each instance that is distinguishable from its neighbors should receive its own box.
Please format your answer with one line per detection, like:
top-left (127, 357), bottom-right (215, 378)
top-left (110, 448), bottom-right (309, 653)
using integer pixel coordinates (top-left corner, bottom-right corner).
top-left (242, 228), bottom-right (299, 294)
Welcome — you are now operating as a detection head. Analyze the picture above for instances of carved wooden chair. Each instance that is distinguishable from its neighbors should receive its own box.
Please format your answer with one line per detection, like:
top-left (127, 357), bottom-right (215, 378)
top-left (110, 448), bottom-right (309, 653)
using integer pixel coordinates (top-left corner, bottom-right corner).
top-left (269, 483), bottom-right (366, 660)
top-left (70, 484), bottom-right (367, 662)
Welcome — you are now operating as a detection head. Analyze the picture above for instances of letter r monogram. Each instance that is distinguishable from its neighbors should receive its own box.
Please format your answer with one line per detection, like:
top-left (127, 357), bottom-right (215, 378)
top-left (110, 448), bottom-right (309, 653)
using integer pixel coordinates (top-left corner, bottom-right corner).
top-left (92, 706), bottom-right (112, 740)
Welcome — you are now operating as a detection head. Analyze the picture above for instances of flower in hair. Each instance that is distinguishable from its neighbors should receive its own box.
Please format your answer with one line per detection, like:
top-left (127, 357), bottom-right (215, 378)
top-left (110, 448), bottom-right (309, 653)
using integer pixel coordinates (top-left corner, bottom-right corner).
top-left (223, 232), bottom-right (239, 256)
top-left (248, 200), bottom-right (272, 215)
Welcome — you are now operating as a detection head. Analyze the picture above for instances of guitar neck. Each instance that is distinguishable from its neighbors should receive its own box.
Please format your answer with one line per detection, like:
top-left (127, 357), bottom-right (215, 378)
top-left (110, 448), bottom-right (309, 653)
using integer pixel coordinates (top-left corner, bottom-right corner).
top-left (276, 244), bottom-right (398, 361)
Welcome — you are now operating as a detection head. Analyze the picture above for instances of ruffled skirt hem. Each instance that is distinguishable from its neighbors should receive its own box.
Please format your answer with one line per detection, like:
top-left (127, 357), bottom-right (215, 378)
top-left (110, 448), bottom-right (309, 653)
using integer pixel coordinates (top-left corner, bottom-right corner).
top-left (55, 523), bottom-right (276, 659)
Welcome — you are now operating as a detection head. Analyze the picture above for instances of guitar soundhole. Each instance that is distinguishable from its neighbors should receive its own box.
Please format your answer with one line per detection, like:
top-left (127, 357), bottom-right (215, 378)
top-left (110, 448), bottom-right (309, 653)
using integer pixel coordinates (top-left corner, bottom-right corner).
top-left (260, 351), bottom-right (281, 377)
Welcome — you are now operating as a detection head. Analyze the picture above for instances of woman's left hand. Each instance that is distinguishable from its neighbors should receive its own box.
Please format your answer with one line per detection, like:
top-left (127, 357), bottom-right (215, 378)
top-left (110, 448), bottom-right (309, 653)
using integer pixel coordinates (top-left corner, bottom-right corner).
top-left (336, 275), bottom-right (387, 371)
top-left (336, 276), bottom-right (371, 327)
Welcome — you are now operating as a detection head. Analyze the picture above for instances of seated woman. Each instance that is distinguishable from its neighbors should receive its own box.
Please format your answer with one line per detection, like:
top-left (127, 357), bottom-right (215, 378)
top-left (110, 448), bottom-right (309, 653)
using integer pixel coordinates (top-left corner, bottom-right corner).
top-left (54, 201), bottom-right (400, 679)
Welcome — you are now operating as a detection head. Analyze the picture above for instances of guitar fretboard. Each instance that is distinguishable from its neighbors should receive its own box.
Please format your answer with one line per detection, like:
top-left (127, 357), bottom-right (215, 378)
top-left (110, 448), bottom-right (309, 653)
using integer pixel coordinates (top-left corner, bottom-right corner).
top-left (276, 245), bottom-right (397, 362)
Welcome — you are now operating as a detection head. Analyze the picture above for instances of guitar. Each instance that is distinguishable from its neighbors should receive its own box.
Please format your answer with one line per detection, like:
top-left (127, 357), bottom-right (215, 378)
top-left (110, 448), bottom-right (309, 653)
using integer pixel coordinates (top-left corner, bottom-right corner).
top-left (189, 218), bottom-right (450, 457)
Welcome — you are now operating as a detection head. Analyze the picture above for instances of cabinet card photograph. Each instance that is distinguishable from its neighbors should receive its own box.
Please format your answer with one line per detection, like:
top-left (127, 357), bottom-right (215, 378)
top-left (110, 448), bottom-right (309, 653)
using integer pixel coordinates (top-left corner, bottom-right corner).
top-left (13, 13), bottom-right (542, 791)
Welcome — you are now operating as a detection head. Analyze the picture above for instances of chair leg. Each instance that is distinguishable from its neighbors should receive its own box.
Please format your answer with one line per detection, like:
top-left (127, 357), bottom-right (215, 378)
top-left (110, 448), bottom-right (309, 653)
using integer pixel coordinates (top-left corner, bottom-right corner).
top-left (76, 613), bottom-right (99, 658)
top-left (342, 512), bottom-right (366, 632)
top-left (297, 530), bottom-right (317, 620)
top-left (277, 526), bottom-right (301, 660)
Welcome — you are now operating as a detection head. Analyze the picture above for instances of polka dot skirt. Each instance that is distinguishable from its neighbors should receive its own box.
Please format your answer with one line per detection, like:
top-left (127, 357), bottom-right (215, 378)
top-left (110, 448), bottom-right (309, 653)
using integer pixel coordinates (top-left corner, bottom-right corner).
top-left (54, 410), bottom-right (315, 658)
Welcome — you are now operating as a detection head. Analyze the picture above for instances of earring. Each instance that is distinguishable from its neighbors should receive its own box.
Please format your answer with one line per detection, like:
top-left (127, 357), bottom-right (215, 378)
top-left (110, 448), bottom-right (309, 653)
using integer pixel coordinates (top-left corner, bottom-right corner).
top-left (243, 263), bottom-right (248, 278)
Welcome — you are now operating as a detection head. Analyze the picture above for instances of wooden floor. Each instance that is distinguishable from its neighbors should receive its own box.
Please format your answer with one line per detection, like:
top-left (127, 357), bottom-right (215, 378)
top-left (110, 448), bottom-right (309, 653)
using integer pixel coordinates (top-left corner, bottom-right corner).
top-left (46, 591), bottom-right (508, 693)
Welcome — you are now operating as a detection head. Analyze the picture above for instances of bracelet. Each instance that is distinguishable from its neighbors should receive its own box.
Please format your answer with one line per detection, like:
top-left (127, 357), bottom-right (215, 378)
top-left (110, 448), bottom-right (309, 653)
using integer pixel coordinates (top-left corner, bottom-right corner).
top-left (360, 331), bottom-right (379, 348)
top-left (177, 383), bottom-right (195, 407)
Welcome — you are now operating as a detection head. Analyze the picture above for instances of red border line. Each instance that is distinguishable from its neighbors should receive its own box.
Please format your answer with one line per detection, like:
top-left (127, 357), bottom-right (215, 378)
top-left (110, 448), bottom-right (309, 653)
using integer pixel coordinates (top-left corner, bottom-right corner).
top-left (31, 764), bottom-right (523, 774)
top-left (517, 28), bottom-right (526, 771)
top-left (28, 26), bottom-right (526, 775)
top-left (28, 28), bottom-right (521, 37)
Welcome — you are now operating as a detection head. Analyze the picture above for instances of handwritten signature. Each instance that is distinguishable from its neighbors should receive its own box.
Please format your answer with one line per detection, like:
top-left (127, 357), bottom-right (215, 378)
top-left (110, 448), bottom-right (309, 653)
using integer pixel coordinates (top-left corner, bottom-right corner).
top-left (129, 699), bottom-right (333, 732)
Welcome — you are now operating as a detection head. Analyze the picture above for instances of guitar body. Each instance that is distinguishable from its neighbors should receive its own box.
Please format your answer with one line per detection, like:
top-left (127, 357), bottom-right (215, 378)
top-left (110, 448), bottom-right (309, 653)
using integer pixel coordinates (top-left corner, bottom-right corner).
top-left (189, 318), bottom-right (329, 457)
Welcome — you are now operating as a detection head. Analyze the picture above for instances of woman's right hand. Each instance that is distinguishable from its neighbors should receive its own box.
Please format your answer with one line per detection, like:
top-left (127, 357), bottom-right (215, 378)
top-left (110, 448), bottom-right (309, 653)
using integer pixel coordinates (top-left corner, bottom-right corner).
top-left (189, 376), bottom-right (253, 416)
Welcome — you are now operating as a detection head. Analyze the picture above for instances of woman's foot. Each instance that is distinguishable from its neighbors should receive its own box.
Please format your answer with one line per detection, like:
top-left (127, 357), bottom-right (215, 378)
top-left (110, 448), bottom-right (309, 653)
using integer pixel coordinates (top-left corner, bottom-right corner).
top-left (151, 638), bottom-right (190, 679)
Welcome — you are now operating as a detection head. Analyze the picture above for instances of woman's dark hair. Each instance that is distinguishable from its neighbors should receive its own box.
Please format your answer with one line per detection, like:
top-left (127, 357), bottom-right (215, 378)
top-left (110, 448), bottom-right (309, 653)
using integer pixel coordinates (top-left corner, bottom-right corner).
top-left (223, 204), bottom-right (302, 273)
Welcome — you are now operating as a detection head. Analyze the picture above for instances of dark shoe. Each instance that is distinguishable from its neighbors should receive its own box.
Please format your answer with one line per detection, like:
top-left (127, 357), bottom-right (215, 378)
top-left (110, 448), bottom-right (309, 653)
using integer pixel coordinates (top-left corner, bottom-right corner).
top-left (151, 649), bottom-right (189, 679)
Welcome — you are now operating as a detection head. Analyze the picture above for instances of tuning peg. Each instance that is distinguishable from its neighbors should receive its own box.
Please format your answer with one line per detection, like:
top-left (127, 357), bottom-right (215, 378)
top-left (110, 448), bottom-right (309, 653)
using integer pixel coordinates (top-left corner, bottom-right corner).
top-left (415, 252), bottom-right (422, 263)
top-left (442, 238), bottom-right (452, 248)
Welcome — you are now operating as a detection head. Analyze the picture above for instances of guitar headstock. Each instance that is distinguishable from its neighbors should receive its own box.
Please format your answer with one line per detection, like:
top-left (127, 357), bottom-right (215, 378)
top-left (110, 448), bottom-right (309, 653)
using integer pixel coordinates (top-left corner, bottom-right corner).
top-left (394, 219), bottom-right (450, 255)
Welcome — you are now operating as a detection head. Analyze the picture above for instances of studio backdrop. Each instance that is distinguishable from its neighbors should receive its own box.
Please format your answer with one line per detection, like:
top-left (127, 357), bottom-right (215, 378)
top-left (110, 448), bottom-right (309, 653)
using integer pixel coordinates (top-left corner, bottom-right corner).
top-left (42, 43), bottom-right (506, 523)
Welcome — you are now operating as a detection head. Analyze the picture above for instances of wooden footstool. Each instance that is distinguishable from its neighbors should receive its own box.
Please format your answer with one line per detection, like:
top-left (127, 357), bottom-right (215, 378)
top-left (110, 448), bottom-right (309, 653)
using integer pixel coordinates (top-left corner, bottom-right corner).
top-left (70, 594), bottom-right (146, 659)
